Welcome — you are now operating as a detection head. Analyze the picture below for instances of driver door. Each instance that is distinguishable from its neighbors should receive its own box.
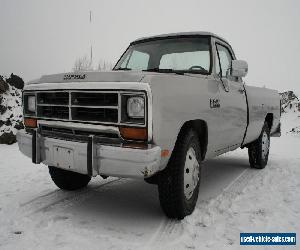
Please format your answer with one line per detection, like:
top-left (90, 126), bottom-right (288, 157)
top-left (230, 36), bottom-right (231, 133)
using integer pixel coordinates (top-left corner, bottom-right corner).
top-left (213, 41), bottom-right (248, 153)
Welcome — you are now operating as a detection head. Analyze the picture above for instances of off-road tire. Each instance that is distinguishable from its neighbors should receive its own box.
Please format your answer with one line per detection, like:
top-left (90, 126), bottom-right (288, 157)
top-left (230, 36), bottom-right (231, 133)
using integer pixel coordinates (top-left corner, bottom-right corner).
top-left (48, 166), bottom-right (91, 190)
top-left (248, 122), bottom-right (270, 169)
top-left (158, 129), bottom-right (202, 219)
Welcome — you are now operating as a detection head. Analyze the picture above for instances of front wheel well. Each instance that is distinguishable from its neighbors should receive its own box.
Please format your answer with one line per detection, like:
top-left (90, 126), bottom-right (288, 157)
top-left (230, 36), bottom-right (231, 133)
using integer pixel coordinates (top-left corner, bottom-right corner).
top-left (176, 120), bottom-right (208, 161)
top-left (265, 113), bottom-right (273, 131)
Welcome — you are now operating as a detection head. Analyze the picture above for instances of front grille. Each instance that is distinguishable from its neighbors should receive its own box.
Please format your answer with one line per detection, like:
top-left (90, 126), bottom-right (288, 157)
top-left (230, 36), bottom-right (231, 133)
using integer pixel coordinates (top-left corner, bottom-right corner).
top-left (33, 91), bottom-right (121, 124)
top-left (71, 92), bottom-right (118, 106)
top-left (26, 90), bottom-right (146, 126)
top-left (37, 106), bottom-right (69, 119)
top-left (71, 107), bottom-right (118, 123)
top-left (37, 92), bottom-right (69, 105)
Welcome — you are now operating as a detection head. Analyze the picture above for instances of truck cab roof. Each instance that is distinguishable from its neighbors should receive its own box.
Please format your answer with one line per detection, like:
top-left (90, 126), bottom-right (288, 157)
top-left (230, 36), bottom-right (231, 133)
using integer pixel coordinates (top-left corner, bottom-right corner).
top-left (132, 31), bottom-right (230, 45)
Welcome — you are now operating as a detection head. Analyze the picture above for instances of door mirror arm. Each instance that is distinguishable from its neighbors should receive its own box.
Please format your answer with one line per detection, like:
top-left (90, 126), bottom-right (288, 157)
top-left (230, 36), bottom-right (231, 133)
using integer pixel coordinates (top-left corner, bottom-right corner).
top-left (217, 71), bottom-right (229, 92)
top-left (221, 78), bottom-right (230, 92)
top-left (226, 67), bottom-right (232, 78)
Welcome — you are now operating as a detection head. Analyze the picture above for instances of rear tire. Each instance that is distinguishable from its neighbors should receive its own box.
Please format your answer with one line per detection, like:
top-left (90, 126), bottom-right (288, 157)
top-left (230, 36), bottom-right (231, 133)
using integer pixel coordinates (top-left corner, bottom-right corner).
top-left (248, 122), bottom-right (270, 169)
top-left (158, 129), bottom-right (202, 219)
top-left (48, 166), bottom-right (91, 190)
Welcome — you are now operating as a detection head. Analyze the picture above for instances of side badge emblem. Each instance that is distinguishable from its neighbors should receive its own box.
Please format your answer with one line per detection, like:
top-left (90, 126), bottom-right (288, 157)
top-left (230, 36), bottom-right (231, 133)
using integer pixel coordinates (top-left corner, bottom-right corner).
top-left (210, 99), bottom-right (220, 108)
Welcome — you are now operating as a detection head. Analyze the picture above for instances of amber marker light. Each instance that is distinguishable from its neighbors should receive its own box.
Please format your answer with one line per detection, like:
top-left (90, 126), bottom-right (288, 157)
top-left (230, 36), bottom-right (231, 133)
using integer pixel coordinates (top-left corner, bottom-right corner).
top-left (24, 118), bottom-right (37, 128)
top-left (119, 127), bottom-right (147, 141)
top-left (161, 149), bottom-right (170, 158)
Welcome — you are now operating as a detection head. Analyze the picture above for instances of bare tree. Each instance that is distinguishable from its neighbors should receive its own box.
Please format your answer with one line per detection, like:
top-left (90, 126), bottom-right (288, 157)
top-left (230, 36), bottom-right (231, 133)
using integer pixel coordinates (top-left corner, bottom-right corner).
top-left (72, 56), bottom-right (93, 72)
top-left (72, 56), bottom-right (113, 72)
top-left (97, 59), bottom-right (113, 71)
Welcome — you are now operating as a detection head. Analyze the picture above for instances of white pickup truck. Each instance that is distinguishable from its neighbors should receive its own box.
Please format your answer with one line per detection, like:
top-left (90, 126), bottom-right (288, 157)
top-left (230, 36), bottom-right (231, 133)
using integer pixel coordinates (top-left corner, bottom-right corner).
top-left (17, 32), bottom-right (281, 219)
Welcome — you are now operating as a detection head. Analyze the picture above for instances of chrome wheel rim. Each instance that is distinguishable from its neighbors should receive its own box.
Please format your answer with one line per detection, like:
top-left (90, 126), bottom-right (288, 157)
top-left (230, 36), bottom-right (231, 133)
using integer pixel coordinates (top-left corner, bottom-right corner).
top-left (184, 147), bottom-right (200, 200)
top-left (261, 131), bottom-right (270, 159)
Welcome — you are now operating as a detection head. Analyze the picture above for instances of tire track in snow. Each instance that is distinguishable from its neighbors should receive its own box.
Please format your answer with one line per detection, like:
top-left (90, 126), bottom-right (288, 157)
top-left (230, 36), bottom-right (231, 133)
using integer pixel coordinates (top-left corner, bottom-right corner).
top-left (20, 177), bottom-right (123, 216)
top-left (18, 166), bottom-right (260, 249)
top-left (20, 189), bottom-right (62, 207)
top-left (147, 167), bottom-right (260, 248)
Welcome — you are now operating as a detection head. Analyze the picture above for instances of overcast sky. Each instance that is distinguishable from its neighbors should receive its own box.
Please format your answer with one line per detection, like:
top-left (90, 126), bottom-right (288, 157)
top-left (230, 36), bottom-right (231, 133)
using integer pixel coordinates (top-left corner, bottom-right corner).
top-left (0, 0), bottom-right (299, 93)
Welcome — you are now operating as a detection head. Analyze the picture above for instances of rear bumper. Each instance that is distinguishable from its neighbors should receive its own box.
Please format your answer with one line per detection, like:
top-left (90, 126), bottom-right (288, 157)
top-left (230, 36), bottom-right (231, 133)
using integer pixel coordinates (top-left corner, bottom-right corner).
top-left (16, 130), bottom-right (161, 179)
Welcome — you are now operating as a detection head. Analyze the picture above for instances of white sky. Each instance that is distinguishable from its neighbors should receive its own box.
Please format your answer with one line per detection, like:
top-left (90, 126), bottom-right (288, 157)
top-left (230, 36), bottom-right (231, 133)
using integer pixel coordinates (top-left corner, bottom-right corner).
top-left (0, 0), bottom-right (299, 93)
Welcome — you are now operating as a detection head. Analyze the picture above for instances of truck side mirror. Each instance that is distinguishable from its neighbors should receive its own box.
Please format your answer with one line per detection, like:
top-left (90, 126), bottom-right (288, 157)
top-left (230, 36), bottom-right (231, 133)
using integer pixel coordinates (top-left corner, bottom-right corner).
top-left (231, 60), bottom-right (248, 77)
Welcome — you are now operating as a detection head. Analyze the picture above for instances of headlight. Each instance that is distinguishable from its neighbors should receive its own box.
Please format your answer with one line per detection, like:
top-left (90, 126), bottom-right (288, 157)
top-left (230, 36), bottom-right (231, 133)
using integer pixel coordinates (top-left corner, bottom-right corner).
top-left (27, 96), bottom-right (36, 112)
top-left (127, 96), bottom-right (145, 118)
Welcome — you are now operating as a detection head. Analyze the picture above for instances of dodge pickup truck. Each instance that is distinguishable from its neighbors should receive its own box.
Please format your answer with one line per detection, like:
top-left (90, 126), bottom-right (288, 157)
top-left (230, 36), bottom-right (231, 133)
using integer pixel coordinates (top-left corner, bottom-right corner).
top-left (17, 32), bottom-right (281, 219)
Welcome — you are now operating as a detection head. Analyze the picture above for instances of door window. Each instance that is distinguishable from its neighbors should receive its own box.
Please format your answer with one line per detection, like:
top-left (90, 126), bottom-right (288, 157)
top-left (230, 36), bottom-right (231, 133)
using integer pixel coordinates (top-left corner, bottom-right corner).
top-left (216, 44), bottom-right (233, 78)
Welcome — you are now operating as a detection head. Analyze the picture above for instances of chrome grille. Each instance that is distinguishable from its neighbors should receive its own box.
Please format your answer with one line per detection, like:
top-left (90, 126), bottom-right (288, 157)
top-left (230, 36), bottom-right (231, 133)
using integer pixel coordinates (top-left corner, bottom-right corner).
top-left (71, 107), bottom-right (118, 123)
top-left (71, 92), bottom-right (118, 106)
top-left (37, 106), bottom-right (69, 119)
top-left (23, 90), bottom-right (148, 127)
top-left (34, 91), bottom-right (120, 124)
top-left (37, 92), bottom-right (69, 105)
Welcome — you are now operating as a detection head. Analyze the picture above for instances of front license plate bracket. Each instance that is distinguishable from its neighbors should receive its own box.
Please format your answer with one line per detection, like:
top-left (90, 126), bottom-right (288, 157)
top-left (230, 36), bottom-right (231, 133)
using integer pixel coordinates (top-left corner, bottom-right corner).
top-left (53, 146), bottom-right (74, 170)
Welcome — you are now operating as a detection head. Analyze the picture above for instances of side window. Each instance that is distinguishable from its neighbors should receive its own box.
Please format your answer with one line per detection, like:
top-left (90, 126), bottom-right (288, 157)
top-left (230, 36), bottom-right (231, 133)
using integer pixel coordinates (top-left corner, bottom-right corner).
top-left (122, 50), bottom-right (149, 70)
top-left (216, 44), bottom-right (233, 78)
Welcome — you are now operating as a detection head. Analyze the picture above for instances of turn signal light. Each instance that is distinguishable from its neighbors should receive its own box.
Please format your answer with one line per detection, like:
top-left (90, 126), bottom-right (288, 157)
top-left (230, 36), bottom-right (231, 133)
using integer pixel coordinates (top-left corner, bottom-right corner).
top-left (119, 127), bottom-right (147, 141)
top-left (24, 118), bottom-right (37, 128)
top-left (161, 149), bottom-right (170, 158)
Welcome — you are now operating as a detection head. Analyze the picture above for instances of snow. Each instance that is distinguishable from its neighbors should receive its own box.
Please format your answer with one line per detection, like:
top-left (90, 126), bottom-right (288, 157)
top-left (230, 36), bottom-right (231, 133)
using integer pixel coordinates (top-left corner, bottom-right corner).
top-left (282, 104), bottom-right (300, 136)
top-left (0, 114), bottom-right (299, 249)
top-left (0, 83), bottom-right (23, 136)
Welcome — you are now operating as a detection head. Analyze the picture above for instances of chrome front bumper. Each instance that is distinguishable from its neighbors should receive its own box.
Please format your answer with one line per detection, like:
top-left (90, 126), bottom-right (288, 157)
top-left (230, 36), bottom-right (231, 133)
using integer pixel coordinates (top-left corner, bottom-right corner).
top-left (16, 130), bottom-right (161, 178)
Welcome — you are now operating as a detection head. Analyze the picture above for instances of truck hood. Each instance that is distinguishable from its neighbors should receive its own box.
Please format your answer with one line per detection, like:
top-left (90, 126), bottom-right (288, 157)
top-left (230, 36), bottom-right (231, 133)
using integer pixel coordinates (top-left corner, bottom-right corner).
top-left (27, 71), bottom-right (146, 85)
top-left (24, 70), bottom-right (207, 91)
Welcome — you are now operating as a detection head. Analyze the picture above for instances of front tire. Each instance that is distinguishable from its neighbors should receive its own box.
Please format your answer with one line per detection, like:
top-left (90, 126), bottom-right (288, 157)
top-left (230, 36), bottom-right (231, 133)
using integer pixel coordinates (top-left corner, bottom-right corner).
top-left (248, 122), bottom-right (270, 169)
top-left (158, 129), bottom-right (202, 219)
top-left (48, 166), bottom-right (91, 190)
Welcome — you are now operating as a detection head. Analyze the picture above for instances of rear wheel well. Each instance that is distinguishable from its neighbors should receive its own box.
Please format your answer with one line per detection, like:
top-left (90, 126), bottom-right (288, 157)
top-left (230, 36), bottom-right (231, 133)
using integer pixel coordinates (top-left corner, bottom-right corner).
top-left (265, 113), bottom-right (273, 131)
top-left (177, 120), bottom-right (208, 161)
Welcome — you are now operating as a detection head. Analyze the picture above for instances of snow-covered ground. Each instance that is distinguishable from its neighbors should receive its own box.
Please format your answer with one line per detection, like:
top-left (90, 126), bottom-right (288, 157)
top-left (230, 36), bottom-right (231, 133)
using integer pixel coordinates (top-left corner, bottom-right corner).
top-left (0, 113), bottom-right (299, 250)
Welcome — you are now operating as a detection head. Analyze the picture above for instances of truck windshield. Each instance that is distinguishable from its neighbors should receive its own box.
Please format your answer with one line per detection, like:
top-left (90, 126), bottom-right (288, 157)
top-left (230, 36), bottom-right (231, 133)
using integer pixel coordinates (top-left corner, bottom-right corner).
top-left (114, 37), bottom-right (211, 75)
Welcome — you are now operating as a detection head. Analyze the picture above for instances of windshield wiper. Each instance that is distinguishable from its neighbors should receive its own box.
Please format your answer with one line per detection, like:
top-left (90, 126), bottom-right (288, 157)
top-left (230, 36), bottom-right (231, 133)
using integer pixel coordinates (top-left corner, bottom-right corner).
top-left (185, 69), bottom-right (209, 75)
top-left (143, 68), bottom-right (184, 75)
top-left (114, 67), bottom-right (132, 71)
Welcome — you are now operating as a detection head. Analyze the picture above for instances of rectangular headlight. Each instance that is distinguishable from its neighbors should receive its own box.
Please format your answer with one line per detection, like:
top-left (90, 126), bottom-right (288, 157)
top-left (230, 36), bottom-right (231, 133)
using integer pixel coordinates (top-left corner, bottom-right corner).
top-left (27, 95), bottom-right (36, 112)
top-left (24, 94), bottom-right (36, 115)
top-left (127, 96), bottom-right (145, 118)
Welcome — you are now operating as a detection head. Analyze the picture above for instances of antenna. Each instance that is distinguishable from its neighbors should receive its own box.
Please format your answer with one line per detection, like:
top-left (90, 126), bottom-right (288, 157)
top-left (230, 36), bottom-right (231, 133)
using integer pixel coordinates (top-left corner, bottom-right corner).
top-left (89, 10), bottom-right (93, 64)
